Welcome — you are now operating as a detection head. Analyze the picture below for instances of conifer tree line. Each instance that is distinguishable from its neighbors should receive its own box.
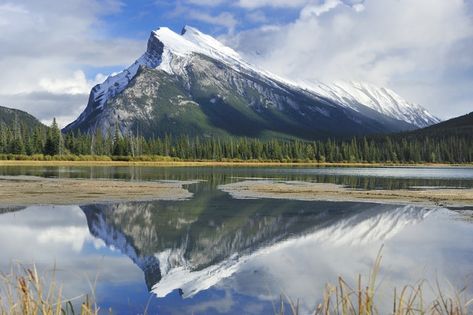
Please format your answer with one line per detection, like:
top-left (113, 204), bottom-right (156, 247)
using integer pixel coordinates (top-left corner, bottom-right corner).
top-left (0, 119), bottom-right (472, 163)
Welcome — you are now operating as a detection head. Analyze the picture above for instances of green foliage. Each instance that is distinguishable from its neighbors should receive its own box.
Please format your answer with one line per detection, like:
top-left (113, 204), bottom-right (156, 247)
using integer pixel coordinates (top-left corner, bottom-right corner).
top-left (44, 118), bottom-right (63, 155)
top-left (0, 117), bottom-right (472, 163)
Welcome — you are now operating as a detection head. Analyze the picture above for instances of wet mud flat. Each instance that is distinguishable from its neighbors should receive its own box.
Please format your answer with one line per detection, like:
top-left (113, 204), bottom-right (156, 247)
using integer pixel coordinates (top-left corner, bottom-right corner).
top-left (219, 180), bottom-right (473, 208)
top-left (0, 176), bottom-right (197, 207)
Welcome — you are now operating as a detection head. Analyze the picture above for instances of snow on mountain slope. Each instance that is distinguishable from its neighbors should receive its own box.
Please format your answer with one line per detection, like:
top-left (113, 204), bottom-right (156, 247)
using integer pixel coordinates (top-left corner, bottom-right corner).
top-left (308, 81), bottom-right (440, 128)
top-left (65, 25), bottom-right (439, 132)
top-left (177, 26), bottom-right (440, 128)
top-left (181, 26), bottom-right (243, 65)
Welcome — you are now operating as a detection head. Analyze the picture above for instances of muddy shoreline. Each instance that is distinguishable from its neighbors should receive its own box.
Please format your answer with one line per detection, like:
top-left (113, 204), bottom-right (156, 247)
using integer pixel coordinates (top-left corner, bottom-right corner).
top-left (219, 180), bottom-right (473, 208)
top-left (0, 176), bottom-right (197, 207)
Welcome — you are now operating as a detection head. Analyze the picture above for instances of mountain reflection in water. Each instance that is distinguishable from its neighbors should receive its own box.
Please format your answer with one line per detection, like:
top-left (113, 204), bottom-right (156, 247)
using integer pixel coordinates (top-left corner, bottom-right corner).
top-left (81, 197), bottom-right (431, 298)
top-left (1, 166), bottom-right (473, 314)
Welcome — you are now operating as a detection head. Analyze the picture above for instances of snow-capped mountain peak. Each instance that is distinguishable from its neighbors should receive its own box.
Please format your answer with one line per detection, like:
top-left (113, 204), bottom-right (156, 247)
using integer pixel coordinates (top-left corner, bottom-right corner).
top-left (151, 27), bottom-right (200, 57)
top-left (64, 25), bottom-right (440, 134)
top-left (181, 25), bottom-right (243, 62)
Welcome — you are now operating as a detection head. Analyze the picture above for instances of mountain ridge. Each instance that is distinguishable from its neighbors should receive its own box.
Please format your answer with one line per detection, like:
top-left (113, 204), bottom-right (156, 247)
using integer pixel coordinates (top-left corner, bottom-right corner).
top-left (63, 26), bottom-right (439, 139)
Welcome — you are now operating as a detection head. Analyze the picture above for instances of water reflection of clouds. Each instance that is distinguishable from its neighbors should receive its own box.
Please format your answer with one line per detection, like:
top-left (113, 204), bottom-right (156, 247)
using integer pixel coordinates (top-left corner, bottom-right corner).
top-left (219, 208), bottom-right (473, 313)
top-left (1, 201), bottom-right (472, 314)
top-left (0, 206), bottom-right (149, 311)
top-left (0, 206), bottom-right (101, 256)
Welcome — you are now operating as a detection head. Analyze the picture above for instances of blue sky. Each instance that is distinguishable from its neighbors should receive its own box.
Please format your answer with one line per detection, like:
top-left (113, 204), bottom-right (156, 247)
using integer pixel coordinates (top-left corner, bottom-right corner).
top-left (0, 0), bottom-right (472, 125)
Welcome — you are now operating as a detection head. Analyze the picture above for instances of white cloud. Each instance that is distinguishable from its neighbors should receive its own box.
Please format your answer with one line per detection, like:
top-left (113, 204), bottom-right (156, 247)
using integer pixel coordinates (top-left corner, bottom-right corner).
top-left (246, 10), bottom-right (268, 23)
top-left (0, 92), bottom-right (89, 127)
top-left (39, 71), bottom-right (106, 95)
top-left (236, 0), bottom-right (362, 10)
top-left (169, 3), bottom-right (237, 33)
top-left (0, 0), bottom-right (143, 125)
top-left (188, 11), bottom-right (237, 33)
top-left (300, 0), bottom-right (342, 18)
top-left (237, 0), bottom-right (310, 9)
top-left (229, 0), bottom-right (473, 119)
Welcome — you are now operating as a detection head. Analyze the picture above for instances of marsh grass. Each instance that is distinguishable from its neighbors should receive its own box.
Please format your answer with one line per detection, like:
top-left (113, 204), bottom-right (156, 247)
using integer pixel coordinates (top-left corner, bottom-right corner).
top-left (0, 264), bottom-right (100, 315)
top-left (277, 247), bottom-right (473, 315)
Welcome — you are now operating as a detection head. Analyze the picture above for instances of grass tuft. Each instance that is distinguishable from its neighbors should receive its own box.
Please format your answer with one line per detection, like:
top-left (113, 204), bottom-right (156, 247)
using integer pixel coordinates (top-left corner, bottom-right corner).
top-left (0, 264), bottom-right (99, 315)
top-left (278, 247), bottom-right (472, 315)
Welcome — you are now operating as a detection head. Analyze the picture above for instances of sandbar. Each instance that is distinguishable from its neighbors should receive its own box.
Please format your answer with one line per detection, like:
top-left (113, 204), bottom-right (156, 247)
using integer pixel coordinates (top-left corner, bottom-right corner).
top-left (0, 176), bottom-right (197, 207)
top-left (219, 180), bottom-right (473, 208)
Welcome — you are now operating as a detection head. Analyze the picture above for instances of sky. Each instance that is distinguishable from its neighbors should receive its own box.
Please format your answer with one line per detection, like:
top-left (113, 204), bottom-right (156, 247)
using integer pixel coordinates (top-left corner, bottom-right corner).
top-left (0, 0), bottom-right (472, 127)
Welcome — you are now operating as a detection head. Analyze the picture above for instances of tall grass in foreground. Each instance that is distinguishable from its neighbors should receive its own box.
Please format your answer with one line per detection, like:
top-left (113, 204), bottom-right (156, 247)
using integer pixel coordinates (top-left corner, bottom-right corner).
top-left (1, 255), bottom-right (471, 315)
top-left (0, 265), bottom-right (99, 315)
top-left (277, 248), bottom-right (473, 315)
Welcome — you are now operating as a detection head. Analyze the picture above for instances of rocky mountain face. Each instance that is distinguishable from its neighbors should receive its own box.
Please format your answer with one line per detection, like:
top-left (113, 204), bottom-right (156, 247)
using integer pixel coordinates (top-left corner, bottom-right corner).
top-left (64, 26), bottom-right (439, 140)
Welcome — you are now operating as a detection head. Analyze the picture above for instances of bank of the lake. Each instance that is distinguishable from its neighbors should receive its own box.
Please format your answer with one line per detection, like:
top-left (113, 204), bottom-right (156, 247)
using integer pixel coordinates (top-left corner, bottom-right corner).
top-left (219, 180), bottom-right (473, 208)
top-left (1, 175), bottom-right (473, 207)
top-left (0, 177), bottom-right (197, 207)
top-left (0, 159), bottom-right (472, 168)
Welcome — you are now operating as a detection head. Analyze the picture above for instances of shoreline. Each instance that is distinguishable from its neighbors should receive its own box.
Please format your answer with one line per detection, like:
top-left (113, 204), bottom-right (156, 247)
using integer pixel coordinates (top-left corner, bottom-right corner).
top-left (219, 180), bottom-right (473, 208)
top-left (0, 177), bottom-right (198, 207)
top-left (1, 176), bottom-right (472, 208)
top-left (0, 160), bottom-right (472, 168)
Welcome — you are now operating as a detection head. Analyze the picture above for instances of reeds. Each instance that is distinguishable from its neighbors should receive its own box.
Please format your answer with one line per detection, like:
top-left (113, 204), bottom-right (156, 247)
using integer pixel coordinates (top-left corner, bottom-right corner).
top-left (279, 247), bottom-right (473, 315)
top-left (1, 256), bottom-right (471, 315)
top-left (0, 264), bottom-right (99, 315)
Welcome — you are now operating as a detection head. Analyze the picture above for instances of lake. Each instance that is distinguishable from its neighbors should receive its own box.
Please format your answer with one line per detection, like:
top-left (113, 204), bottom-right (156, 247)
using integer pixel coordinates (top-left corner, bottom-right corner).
top-left (0, 166), bottom-right (472, 314)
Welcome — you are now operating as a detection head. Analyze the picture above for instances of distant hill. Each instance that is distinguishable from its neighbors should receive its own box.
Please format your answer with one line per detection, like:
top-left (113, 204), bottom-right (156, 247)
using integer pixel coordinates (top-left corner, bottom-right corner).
top-left (0, 106), bottom-right (45, 131)
top-left (408, 112), bottom-right (472, 137)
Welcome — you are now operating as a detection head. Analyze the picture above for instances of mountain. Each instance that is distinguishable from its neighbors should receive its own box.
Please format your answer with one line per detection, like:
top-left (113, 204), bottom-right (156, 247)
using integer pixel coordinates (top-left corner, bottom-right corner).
top-left (64, 26), bottom-right (439, 140)
top-left (0, 106), bottom-right (45, 130)
top-left (415, 112), bottom-right (472, 135)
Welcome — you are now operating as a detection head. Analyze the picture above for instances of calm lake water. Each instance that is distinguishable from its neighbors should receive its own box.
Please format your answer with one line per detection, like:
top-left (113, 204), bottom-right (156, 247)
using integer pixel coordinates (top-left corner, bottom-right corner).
top-left (0, 166), bottom-right (472, 314)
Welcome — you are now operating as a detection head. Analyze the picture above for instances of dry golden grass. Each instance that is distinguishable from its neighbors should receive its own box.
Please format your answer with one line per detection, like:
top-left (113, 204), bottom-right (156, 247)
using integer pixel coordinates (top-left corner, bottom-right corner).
top-left (1, 254), bottom-right (471, 315)
top-left (0, 265), bottom-right (99, 315)
top-left (278, 248), bottom-right (473, 315)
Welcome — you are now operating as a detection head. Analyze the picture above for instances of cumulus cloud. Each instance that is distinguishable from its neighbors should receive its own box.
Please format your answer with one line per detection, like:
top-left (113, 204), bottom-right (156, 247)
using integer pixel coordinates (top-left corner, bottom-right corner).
top-left (39, 71), bottom-right (107, 95)
top-left (188, 11), bottom-right (237, 33)
top-left (228, 0), bottom-right (473, 118)
top-left (169, 3), bottom-right (237, 33)
top-left (245, 10), bottom-right (268, 23)
top-left (0, 0), bottom-right (143, 126)
top-left (300, 0), bottom-right (342, 18)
